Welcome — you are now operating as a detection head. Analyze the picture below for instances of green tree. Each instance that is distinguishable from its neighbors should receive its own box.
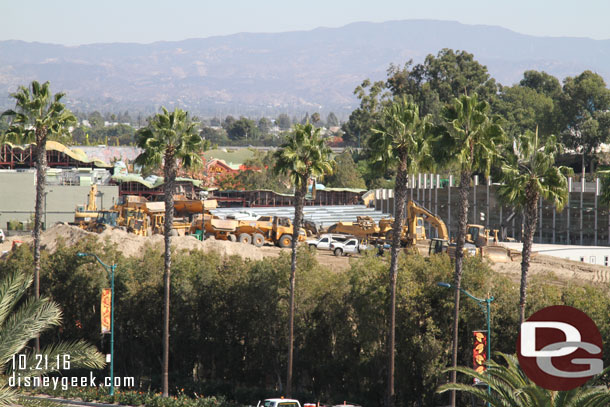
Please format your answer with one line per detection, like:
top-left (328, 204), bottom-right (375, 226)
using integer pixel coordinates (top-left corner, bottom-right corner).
top-left (277, 113), bottom-right (291, 130)
top-left (342, 79), bottom-right (390, 146)
top-left (0, 268), bottom-right (105, 405)
top-left (559, 70), bottom-right (610, 172)
top-left (438, 353), bottom-right (610, 406)
top-left (520, 70), bottom-right (563, 99)
top-left (135, 107), bottom-right (202, 396)
top-left (369, 97), bottom-right (432, 407)
top-left (437, 93), bottom-right (504, 407)
top-left (326, 112), bottom-right (339, 127)
top-left (234, 151), bottom-right (292, 193)
top-left (87, 111), bottom-right (104, 128)
top-left (493, 84), bottom-right (557, 139)
top-left (200, 126), bottom-right (229, 144)
top-left (311, 112), bottom-right (321, 126)
top-left (1, 81), bottom-right (76, 351)
top-left (274, 123), bottom-right (334, 396)
top-left (387, 49), bottom-right (499, 117)
top-left (498, 130), bottom-right (570, 324)
top-left (226, 117), bottom-right (258, 141)
top-left (257, 117), bottom-right (272, 135)
top-left (222, 115), bottom-right (236, 130)
top-left (324, 151), bottom-right (366, 189)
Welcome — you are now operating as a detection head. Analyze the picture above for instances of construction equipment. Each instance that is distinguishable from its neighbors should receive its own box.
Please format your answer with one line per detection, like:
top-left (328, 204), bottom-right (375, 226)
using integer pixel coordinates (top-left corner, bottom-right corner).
top-left (466, 224), bottom-right (499, 246)
top-left (465, 224), bottom-right (512, 262)
top-left (381, 200), bottom-right (449, 249)
top-left (327, 216), bottom-right (386, 241)
top-left (73, 184), bottom-right (100, 227)
top-left (191, 215), bottom-right (306, 248)
top-left (234, 216), bottom-right (306, 247)
top-left (404, 200), bottom-right (449, 244)
top-left (86, 210), bottom-right (119, 233)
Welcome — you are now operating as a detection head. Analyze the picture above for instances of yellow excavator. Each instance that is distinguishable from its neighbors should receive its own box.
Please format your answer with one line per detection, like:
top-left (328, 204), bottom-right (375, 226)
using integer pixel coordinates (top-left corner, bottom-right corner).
top-left (394, 200), bottom-right (511, 263)
top-left (381, 200), bottom-right (449, 249)
top-left (74, 184), bottom-right (100, 227)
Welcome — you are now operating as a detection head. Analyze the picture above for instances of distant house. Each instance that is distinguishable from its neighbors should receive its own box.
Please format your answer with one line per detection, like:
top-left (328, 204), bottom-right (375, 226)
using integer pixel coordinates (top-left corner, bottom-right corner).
top-left (205, 158), bottom-right (240, 186)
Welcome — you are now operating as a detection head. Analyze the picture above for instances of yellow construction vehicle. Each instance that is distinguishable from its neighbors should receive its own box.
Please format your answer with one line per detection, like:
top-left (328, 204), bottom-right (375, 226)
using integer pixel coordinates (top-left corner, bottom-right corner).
top-left (327, 216), bottom-right (387, 241)
top-left (381, 200), bottom-right (449, 249)
top-left (465, 224), bottom-right (512, 262)
top-left (73, 184), bottom-right (99, 227)
top-left (466, 224), bottom-right (499, 246)
top-left (191, 215), bottom-right (306, 247)
top-left (233, 216), bottom-right (306, 247)
top-left (85, 210), bottom-right (119, 233)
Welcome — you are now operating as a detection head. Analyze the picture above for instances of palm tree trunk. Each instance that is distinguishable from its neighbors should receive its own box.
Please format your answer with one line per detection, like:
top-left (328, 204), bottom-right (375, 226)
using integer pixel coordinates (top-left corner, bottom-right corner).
top-left (386, 157), bottom-right (408, 407)
top-left (450, 170), bottom-right (470, 407)
top-left (33, 134), bottom-right (47, 353)
top-left (520, 187), bottom-right (539, 325)
top-left (162, 153), bottom-right (176, 397)
top-left (286, 180), bottom-right (307, 397)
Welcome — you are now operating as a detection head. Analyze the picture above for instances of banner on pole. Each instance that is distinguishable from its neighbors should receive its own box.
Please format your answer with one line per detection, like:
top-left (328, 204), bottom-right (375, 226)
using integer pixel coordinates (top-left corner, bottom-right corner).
top-left (101, 288), bottom-right (111, 334)
top-left (473, 330), bottom-right (487, 384)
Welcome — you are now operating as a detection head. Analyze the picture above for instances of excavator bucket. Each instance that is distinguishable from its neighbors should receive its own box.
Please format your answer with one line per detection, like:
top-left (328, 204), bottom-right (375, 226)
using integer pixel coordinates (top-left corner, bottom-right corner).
top-left (480, 245), bottom-right (512, 263)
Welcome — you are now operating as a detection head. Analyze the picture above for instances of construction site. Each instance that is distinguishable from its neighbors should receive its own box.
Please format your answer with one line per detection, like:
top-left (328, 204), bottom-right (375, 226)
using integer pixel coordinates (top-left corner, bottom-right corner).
top-left (2, 142), bottom-right (610, 285)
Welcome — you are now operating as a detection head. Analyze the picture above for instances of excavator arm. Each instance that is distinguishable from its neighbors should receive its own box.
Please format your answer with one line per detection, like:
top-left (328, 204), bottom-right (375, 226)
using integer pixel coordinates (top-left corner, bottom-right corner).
top-left (406, 200), bottom-right (449, 240)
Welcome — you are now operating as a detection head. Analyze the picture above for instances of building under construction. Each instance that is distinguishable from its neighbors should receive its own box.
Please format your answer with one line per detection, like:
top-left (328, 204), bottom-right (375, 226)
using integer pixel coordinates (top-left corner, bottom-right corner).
top-left (373, 173), bottom-right (610, 246)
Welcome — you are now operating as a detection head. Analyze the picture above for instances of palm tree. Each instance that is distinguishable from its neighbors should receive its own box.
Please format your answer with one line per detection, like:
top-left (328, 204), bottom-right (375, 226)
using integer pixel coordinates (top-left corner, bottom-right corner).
top-left (438, 353), bottom-right (610, 406)
top-left (438, 93), bottom-right (504, 407)
top-left (0, 268), bottom-right (105, 406)
top-left (135, 107), bottom-right (202, 397)
top-left (1, 81), bottom-right (76, 352)
top-left (274, 122), bottom-right (334, 396)
top-left (498, 130), bottom-right (570, 325)
top-left (368, 97), bottom-right (432, 407)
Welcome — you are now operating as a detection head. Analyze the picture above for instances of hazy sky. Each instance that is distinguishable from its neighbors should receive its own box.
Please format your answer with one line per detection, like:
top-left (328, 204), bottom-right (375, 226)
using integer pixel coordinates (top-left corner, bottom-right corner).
top-left (3, 0), bottom-right (610, 45)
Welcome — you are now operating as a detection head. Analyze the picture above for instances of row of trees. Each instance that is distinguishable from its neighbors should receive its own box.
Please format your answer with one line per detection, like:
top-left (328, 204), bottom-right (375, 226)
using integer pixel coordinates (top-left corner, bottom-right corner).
top-left (360, 92), bottom-right (571, 406)
top-left (343, 48), bottom-right (610, 173)
top-left (5, 241), bottom-right (610, 406)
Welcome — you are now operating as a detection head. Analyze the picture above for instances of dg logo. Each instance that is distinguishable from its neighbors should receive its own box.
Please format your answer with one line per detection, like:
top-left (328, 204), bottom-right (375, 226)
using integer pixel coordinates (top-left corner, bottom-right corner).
top-left (517, 305), bottom-right (603, 391)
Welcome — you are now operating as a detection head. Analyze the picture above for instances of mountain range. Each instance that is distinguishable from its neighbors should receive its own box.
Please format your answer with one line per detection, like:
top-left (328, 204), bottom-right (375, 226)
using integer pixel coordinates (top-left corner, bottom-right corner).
top-left (2, 19), bottom-right (610, 116)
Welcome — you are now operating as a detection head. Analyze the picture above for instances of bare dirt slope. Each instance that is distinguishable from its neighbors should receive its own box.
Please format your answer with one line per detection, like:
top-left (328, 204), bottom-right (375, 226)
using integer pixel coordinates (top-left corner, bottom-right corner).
top-left (7, 224), bottom-right (608, 280)
top-left (1, 224), bottom-right (264, 260)
top-left (491, 252), bottom-right (610, 285)
top-left (0, 224), bottom-right (356, 269)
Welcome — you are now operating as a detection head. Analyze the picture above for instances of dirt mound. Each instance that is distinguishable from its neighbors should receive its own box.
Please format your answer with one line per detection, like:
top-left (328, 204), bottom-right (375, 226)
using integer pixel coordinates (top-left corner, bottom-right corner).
top-left (28, 224), bottom-right (264, 260)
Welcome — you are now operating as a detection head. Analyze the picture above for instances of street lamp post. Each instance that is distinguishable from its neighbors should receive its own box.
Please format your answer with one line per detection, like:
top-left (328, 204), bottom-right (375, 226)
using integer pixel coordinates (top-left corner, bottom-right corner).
top-left (77, 252), bottom-right (116, 396)
top-left (438, 282), bottom-right (494, 406)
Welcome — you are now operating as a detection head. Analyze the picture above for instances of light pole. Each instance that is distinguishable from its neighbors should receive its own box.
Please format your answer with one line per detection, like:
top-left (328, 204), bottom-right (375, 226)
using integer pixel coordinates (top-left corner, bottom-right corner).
top-left (438, 282), bottom-right (494, 406)
top-left (77, 252), bottom-right (116, 396)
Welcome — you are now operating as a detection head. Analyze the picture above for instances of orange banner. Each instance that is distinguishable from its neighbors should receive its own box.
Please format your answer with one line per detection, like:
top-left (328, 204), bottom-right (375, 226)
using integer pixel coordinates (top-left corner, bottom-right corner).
top-left (473, 330), bottom-right (487, 384)
top-left (101, 288), bottom-right (112, 334)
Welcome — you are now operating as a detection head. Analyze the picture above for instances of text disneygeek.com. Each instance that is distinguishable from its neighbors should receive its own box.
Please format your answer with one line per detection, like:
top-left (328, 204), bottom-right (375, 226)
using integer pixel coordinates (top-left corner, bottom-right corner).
top-left (9, 354), bottom-right (134, 390)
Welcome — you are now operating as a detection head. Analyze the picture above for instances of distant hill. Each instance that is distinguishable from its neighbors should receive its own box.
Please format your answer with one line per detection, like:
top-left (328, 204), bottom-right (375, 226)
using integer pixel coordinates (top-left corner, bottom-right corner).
top-left (2, 20), bottom-right (610, 116)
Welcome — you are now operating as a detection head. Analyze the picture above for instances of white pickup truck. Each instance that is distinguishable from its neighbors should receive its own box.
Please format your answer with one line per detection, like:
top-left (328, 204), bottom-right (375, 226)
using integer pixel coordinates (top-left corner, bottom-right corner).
top-left (330, 237), bottom-right (367, 256)
top-left (257, 399), bottom-right (301, 407)
top-left (306, 233), bottom-right (349, 250)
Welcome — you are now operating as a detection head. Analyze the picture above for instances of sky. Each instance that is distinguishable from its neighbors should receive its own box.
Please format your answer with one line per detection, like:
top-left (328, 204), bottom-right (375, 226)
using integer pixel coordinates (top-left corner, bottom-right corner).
top-left (3, 0), bottom-right (610, 45)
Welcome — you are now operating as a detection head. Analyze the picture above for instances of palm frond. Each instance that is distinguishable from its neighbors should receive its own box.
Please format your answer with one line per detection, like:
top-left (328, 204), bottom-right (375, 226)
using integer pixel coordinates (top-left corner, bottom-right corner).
top-left (0, 298), bottom-right (62, 371)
